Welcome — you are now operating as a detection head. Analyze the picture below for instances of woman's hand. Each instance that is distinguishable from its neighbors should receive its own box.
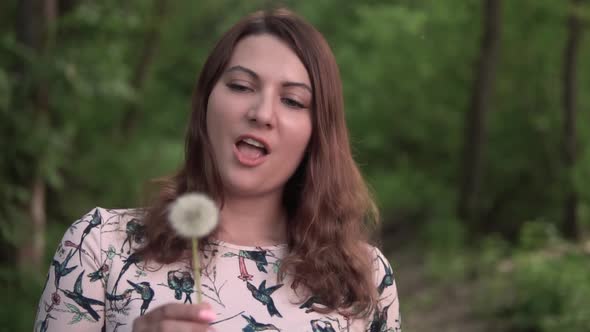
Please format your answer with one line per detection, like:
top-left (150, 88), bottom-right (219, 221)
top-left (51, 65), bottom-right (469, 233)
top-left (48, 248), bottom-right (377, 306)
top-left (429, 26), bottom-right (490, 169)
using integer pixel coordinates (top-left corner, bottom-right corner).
top-left (132, 302), bottom-right (216, 332)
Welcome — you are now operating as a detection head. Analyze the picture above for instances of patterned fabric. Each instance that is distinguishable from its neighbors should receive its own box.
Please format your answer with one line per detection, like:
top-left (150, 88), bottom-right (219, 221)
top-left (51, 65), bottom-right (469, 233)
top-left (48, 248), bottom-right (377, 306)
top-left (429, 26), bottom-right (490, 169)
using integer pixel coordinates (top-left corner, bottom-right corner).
top-left (35, 208), bottom-right (401, 332)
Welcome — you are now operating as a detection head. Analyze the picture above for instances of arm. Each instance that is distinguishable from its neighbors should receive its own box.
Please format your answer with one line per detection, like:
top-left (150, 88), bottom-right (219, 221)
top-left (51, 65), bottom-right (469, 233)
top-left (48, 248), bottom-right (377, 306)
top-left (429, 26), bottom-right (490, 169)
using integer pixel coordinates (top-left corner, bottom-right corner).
top-left (34, 208), bottom-right (105, 332)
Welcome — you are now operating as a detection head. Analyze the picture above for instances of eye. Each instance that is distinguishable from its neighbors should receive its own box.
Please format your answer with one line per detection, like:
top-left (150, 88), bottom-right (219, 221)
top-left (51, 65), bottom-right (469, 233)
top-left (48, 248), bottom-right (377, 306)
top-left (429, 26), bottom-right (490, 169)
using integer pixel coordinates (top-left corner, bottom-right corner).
top-left (281, 97), bottom-right (305, 109)
top-left (227, 83), bottom-right (252, 93)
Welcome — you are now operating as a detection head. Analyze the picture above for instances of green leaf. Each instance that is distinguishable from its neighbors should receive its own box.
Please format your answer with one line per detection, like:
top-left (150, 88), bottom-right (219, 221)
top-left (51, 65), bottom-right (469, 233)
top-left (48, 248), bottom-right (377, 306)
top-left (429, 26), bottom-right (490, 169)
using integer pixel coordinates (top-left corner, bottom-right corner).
top-left (65, 303), bottom-right (80, 314)
top-left (69, 314), bottom-right (82, 324)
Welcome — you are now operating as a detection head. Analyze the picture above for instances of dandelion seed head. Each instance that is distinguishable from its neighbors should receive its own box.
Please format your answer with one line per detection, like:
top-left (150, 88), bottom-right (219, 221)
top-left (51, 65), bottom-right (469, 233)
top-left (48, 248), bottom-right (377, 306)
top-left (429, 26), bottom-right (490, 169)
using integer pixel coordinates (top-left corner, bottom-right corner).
top-left (169, 193), bottom-right (219, 238)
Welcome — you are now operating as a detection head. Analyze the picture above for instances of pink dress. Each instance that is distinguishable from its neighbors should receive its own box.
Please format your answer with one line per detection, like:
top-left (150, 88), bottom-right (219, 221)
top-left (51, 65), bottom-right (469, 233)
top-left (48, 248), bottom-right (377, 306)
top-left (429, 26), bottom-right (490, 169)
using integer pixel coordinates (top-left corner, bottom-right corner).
top-left (35, 208), bottom-right (401, 331)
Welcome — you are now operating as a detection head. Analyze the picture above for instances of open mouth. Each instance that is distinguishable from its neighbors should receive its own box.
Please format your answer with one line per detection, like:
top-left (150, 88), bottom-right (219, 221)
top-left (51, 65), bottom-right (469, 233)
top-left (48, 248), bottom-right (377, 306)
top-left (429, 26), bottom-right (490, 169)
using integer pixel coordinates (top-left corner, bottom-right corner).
top-left (234, 136), bottom-right (269, 163)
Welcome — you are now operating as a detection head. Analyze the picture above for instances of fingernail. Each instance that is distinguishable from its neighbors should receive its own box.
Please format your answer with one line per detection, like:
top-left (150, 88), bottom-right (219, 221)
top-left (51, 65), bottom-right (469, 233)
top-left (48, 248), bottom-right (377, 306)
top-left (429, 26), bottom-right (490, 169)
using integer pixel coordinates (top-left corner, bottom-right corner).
top-left (198, 309), bottom-right (216, 321)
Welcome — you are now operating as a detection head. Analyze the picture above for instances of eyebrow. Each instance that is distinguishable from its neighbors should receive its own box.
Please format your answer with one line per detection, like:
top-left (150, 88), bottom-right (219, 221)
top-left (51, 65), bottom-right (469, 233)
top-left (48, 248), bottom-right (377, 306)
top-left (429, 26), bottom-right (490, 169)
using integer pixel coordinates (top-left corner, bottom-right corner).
top-left (225, 65), bottom-right (312, 93)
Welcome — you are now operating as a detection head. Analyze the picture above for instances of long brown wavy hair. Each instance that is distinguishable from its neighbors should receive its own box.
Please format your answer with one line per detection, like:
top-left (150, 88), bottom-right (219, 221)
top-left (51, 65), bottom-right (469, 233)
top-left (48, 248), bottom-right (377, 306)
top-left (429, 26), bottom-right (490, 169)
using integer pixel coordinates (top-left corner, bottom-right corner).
top-left (136, 8), bottom-right (380, 317)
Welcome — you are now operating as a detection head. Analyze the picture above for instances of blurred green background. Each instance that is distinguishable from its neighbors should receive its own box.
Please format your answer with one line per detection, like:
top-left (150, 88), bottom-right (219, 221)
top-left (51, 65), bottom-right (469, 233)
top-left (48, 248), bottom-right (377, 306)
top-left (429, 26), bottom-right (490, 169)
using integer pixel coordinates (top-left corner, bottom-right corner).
top-left (2, 0), bottom-right (590, 331)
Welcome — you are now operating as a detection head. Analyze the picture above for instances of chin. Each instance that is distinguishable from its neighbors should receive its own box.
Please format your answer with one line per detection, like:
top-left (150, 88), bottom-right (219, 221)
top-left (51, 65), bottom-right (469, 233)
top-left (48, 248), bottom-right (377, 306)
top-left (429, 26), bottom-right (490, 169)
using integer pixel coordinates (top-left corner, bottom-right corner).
top-left (227, 185), bottom-right (277, 198)
top-left (222, 176), bottom-right (275, 197)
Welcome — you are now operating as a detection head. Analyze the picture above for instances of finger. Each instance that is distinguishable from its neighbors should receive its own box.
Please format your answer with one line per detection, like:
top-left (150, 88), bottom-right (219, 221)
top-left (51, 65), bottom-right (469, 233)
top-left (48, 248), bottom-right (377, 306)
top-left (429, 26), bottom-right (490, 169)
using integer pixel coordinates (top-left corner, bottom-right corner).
top-left (154, 320), bottom-right (211, 332)
top-left (144, 303), bottom-right (215, 323)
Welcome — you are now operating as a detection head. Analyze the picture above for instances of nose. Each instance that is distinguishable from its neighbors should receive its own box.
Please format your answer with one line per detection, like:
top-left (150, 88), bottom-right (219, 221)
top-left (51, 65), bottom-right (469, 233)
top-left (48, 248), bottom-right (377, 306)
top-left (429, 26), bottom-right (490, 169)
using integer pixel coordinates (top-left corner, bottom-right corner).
top-left (246, 90), bottom-right (276, 129)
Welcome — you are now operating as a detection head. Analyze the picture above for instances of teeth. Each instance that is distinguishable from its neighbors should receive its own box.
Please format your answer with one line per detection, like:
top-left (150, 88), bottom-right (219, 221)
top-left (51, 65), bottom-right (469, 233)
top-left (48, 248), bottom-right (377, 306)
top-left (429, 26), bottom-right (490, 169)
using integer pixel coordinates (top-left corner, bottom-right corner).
top-left (242, 138), bottom-right (265, 149)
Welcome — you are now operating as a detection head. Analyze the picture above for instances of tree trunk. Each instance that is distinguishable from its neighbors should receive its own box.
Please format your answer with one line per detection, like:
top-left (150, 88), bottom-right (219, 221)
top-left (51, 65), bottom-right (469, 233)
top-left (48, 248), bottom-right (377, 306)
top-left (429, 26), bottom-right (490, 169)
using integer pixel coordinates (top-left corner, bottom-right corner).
top-left (457, 0), bottom-right (502, 226)
top-left (15, 0), bottom-right (57, 271)
top-left (58, 0), bottom-right (80, 16)
top-left (120, 0), bottom-right (168, 137)
top-left (562, 0), bottom-right (583, 240)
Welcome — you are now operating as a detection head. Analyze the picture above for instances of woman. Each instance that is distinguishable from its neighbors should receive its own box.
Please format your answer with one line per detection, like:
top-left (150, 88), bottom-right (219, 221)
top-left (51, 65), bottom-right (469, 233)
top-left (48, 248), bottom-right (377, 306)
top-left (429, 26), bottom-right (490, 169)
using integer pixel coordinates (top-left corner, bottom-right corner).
top-left (35, 8), bottom-right (401, 332)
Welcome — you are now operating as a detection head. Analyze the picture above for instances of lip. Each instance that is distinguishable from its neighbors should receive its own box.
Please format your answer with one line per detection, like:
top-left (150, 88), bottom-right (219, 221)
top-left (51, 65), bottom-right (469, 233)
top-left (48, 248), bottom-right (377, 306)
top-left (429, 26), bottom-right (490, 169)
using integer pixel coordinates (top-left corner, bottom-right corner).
top-left (235, 134), bottom-right (271, 153)
top-left (233, 134), bottom-right (271, 167)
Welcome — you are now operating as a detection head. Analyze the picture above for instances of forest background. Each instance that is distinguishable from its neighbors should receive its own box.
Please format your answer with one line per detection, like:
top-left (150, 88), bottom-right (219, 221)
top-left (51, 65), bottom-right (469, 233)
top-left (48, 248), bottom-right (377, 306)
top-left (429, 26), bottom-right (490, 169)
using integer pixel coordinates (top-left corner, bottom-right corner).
top-left (1, 0), bottom-right (590, 331)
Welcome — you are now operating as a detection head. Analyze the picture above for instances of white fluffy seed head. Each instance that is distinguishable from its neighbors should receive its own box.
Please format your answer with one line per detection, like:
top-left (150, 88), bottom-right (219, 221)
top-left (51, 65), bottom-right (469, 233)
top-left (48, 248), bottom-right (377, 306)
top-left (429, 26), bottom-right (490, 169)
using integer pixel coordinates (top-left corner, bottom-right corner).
top-left (168, 193), bottom-right (219, 239)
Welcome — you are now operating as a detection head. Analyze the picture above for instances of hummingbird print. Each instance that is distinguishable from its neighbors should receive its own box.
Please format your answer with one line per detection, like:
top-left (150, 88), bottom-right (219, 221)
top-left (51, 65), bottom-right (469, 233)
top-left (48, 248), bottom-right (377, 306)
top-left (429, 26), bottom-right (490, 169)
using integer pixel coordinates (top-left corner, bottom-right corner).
top-left (367, 301), bottom-right (394, 332)
top-left (127, 280), bottom-right (155, 316)
top-left (75, 209), bottom-right (102, 266)
top-left (377, 255), bottom-right (394, 295)
top-left (241, 314), bottom-right (280, 332)
top-left (299, 296), bottom-right (326, 313)
top-left (310, 319), bottom-right (336, 332)
top-left (224, 249), bottom-right (269, 281)
top-left (60, 271), bottom-right (105, 321)
top-left (64, 240), bottom-right (89, 258)
top-left (105, 288), bottom-right (133, 302)
top-left (112, 252), bottom-right (141, 293)
top-left (88, 264), bottom-right (109, 282)
top-left (51, 249), bottom-right (78, 289)
top-left (242, 250), bottom-right (269, 272)
top-left (166, 270), bottom-right (194, 303)
top-left (120, 219), bottom-right (145, 254)
top-left (246, 280), bottom-right (283, 318)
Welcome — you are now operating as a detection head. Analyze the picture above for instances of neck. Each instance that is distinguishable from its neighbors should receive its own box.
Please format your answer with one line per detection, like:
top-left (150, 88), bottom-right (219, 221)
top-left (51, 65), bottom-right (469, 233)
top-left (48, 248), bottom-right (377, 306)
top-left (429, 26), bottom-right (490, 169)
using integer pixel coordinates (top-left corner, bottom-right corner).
top-left (212, 192), bottom-right (287, 246)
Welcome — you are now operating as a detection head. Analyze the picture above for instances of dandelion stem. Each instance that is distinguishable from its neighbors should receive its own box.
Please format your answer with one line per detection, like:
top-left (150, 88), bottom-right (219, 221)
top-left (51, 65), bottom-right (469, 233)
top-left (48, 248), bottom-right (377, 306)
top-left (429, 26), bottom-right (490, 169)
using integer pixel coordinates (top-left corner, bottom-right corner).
top-left (192, 238), bottom-right (201, 303)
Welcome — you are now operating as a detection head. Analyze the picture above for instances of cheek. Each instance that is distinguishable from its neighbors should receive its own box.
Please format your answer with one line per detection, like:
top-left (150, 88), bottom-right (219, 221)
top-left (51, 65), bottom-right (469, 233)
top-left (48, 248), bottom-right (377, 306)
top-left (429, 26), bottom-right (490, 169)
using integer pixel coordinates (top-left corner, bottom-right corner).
top-left (205, 90), bottom-right (216, 133)
top-left (206, 88), bottom-right (234, 140)
top-left (205, 89), bottom-right (227, 158)
top-left (284, 117), bottom-right (312, 159)
top-left (206, 87), bottom-right (223, 128)
top-left (297, 116), bottom-right (313, 149)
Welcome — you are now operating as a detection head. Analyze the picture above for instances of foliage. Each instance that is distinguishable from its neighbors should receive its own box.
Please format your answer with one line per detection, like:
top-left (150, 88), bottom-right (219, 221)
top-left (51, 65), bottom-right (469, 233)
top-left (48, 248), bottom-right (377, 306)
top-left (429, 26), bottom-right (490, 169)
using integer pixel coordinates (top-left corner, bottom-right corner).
top-left (420, 222), bottom-right (590, 331)
top-left (478, 236), bottom-right (590, 331)
top-left (0, 263), bottom-right (47, 331)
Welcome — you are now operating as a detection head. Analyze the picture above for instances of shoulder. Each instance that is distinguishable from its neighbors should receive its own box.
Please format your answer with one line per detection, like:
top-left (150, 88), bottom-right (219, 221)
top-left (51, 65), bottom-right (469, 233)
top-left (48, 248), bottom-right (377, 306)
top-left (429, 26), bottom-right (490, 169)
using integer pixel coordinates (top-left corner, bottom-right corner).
top-left (95, 206), bottom-right (147, 246)
top-left (364, 245), bottom-right (394, 274)
top-left (95, 206), bottom-right (146, 225)
top-left (61, 207), bottom-right (146, 251)
top-left (364, 245), bottom-right (397, 293)
top-left (66, 207), bottom-right (144, 232)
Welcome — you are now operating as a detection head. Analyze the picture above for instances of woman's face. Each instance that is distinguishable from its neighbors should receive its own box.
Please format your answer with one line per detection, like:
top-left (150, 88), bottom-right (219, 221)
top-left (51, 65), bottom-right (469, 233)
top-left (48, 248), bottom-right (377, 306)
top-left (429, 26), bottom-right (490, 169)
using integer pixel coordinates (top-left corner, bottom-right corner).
top-left (206, 34), bottom-right (313, 198)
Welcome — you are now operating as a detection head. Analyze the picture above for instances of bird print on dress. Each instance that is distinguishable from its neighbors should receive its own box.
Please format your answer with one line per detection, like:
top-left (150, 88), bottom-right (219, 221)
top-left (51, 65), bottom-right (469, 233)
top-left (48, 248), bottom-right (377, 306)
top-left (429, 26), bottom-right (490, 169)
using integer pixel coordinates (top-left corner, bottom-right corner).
top-left (73, 209), bottom-right (102, 266)
top-left (120, 219), bottom-right (145, 254)
top-left (241, 314), bottom-right (280, 332)
top-left (377, 254), bottom-right (394, 295)
top-left (246, 280), bottom-right (284, 318)
top-left (51, 249), bottom-right (78, 289)
top-left (299, 296), bottom-right (327, 314)
top-left (367, 301), bottom-right (399, 332)
top-left (105, 289), bottom-right (133, 303)
top-left (111, 253), bottom-right (141, 294)
top-left (164, 270), bottom-right (194, 303)
top-left (36, 208), bottom-right (401, 331)
top-left (60, 271), bottom-right (105, 321)
top-left (126, 280), bottom-right (155, 316)
top-left (310, 319), bottom-right (337, 332)
top-left (87, 264), bottom-right (109, 282)
top-left (223, 249), bottom-right (270, 281)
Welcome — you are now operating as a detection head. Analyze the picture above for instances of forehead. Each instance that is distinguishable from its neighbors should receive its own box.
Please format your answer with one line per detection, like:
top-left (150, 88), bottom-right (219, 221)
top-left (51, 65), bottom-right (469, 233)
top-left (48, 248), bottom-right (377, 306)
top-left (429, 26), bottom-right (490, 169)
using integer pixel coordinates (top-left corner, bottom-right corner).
top-left (226, 34), bottom-right (311, 85)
